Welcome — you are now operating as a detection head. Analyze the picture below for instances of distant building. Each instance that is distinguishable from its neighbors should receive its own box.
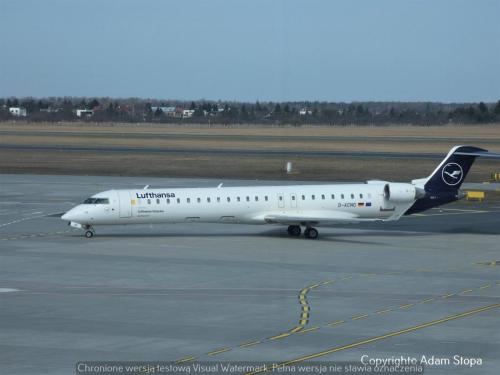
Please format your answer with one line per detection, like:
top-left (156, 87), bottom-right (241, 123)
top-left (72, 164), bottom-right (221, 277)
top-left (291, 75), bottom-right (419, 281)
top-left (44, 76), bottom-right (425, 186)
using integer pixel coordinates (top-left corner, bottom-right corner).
top-left (165, 106), bottom-right (176, 115)
top-left (76, 109), bottom-right (93, 117)
top-left (299, 108), bottom-right (312, 116)
top-left (151, 106), bottom-right (176, 116)
top-left (174, 108), bottom-right (184, 118)
top-left (9, 107), bottom-right (27, 117)
top-left (182, 109), bottom-right (195, 118)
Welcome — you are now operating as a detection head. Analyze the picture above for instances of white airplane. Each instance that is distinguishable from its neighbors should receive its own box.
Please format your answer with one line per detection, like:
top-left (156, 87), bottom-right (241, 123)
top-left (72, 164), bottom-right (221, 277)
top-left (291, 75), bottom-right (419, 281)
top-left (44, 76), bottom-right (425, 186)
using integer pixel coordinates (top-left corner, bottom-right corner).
top-left (61, 146), bottom-right (499, 239)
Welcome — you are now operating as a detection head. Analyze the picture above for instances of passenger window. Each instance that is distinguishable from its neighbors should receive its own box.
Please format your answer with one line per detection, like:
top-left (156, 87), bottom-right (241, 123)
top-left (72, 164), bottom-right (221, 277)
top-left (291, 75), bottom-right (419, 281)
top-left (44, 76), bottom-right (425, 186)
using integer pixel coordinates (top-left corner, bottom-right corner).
top-left (156, 199), bottom-right (160, 204)
top-left (255, 196), bottom-right (258, 201)
top-left (359, 194), bottom-right (363, 199)
top-left (321, 194), bottom-right (325, 200)
top-left (237, 197), bottom-right (241, 202)
top-left (279, 196), bottom-right (283, 201)
top-left (207, 197), bottom-right (211, 203)
top-left (187, 198), bottom-right (190, 203)
top-left (227, 197), bottom-right (230, 202)
top-left (292, 195), bottom-right (296, 200)
top-left (265, 196), bottom-right (268, 201)
top-left (217, 197), bottom-right (220, 202)
top-left (331, 194), bottom-right (335, 199)
top-left (311, 195), bottom-right (315, 200)
top-left (197, 197), bottom-right (201, 203)
top-left (341, 194), bottom-right (345, 199)
top-left (167, 199), bottom-right (170, 204)
top-left (302, 195), bottom-right (305, 200)
top-left (351, 194), bottom-right (354, 199)
top-left (147, 199), bottom-right (151, 205)
top-left (176, 198), bottom-right (180, 203)
top-left (246, 196), bottom-right (250, 202)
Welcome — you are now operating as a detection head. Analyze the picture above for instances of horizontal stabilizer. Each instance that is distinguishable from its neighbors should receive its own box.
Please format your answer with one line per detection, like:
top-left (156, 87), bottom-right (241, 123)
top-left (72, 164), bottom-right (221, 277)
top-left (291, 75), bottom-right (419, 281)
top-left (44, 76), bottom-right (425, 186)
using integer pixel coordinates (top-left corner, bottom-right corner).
top-left (454, 150), bottom-right (500, 158)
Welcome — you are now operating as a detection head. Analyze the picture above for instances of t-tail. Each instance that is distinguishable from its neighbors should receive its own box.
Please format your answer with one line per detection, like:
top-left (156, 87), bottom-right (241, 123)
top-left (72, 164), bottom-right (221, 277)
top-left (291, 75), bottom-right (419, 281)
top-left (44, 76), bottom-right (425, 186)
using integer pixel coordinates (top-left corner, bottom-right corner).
top-left (405, 145), bottom-right (500, 215)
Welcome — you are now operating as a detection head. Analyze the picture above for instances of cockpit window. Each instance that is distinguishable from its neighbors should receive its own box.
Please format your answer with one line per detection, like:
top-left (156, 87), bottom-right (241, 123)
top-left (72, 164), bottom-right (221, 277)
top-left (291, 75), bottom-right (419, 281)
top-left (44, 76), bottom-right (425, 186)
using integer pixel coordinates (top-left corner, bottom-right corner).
top-left (83, 198), bottom-right (109, 204)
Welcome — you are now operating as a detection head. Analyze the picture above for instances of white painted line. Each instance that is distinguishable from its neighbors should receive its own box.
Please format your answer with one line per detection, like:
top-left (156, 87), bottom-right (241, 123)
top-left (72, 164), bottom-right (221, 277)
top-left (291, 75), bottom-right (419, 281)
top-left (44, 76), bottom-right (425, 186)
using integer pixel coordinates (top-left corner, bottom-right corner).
top-left (439, 208), bottom-right (487, 213)
top-left (22, 211), bottom-right (43, 216)
top-left (0, 288), bottom-right (21, 293)
top-left (409, 211), bottom-right (489, 217)
top-left (0, 213), bottom-right (46, 227)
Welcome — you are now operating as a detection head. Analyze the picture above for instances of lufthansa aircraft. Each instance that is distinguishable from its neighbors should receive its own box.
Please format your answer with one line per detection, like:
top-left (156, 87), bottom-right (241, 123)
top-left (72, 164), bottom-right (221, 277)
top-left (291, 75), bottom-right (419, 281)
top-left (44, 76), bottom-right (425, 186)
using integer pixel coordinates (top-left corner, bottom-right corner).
top-left (62, 146), bottom-right (499, 238)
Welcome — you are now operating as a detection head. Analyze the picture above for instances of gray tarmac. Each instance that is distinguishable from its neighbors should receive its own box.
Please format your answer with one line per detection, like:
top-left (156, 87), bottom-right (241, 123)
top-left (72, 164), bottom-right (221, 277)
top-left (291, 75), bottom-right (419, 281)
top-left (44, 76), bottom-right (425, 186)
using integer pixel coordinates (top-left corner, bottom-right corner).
top-left (1, 174), bottom-right (499, 375)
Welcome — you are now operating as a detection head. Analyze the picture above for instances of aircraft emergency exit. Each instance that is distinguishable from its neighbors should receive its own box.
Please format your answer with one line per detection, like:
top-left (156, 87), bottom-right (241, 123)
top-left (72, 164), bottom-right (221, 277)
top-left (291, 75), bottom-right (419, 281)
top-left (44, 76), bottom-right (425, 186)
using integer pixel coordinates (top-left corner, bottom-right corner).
top-left (61, 146), bottom-right (500, 238)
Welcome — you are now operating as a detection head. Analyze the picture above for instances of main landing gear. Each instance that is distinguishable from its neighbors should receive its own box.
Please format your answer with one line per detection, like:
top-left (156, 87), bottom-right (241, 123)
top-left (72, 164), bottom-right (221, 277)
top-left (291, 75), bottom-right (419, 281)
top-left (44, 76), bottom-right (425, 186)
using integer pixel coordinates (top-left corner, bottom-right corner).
top-left (287, 225), bottom-right (319, 239)
top-left (287, 225), bottom-right (301, 237)
top-left (304, 227), bottom-right (319, 239)
top-left (83, 225), bottom-right (95, 239)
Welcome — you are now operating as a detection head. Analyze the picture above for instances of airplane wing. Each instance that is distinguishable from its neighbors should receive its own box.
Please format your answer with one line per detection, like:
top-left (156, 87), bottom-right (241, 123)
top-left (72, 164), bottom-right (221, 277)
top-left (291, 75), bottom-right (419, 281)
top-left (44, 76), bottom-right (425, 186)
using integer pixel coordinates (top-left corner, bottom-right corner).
top-left (262, 210), bottom-right (384, 226)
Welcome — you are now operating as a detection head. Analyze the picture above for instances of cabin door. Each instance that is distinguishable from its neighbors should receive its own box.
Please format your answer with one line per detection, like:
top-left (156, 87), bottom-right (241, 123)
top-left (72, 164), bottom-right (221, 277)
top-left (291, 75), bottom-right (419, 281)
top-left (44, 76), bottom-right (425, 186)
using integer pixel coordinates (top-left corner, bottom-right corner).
top-left (117, 191), bottom-right (132, 218)
top-left (290, 193), bottom-right (297, 208)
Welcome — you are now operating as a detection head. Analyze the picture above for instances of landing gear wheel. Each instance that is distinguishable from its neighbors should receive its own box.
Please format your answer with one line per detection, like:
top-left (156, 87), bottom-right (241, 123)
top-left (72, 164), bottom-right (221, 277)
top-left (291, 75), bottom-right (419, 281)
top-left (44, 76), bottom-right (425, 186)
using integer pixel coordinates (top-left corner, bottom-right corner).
top-left (287, 225), bottom-right (302, 236)
top-left (84, 230), bottom-right (94, 238)
top-left (304, 227), bottom-right (319, 239)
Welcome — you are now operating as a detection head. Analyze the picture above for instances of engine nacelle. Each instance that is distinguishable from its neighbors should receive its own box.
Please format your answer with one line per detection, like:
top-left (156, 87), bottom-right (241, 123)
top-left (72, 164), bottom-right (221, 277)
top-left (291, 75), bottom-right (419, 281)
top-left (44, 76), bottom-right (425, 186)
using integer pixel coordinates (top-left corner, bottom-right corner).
top-left (383, 183), bottom-right (425, 202)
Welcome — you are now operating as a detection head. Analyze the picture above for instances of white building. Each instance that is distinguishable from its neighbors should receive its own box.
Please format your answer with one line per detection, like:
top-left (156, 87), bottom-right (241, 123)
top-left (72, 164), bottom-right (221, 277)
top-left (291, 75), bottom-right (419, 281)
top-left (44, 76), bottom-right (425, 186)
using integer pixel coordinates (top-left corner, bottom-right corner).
top-left (182, 109), bottom-right (195, 118)
top-left (9, 107), bottom-right (27, 117)
top-left (151, 106), bottom-right (176, 116)
top-left (299, 108), bottom-right (312, 116)
top-left (76, 109), bottom-right (93, 117)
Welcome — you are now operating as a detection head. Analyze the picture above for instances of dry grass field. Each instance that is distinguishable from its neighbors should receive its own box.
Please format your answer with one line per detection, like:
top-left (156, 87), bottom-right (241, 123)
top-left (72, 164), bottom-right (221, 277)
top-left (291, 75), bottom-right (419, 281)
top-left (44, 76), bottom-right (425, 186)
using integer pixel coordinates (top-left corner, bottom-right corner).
top-left (1, 121), bottom-right (499, 181)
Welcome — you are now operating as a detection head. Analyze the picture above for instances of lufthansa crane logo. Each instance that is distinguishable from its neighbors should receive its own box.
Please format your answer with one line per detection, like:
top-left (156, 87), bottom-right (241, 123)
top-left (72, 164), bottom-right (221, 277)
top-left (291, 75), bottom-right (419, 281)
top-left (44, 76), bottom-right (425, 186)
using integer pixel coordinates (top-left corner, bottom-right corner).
top-left (442, 163), bottom-right (463, 186)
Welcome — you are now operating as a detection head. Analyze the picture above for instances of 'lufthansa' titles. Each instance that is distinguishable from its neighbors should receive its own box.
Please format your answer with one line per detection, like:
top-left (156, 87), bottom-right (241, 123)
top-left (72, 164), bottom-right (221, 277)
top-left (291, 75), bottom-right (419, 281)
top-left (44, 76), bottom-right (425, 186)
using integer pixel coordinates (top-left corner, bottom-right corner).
top-left (136, 192), bottom-right (176, 199)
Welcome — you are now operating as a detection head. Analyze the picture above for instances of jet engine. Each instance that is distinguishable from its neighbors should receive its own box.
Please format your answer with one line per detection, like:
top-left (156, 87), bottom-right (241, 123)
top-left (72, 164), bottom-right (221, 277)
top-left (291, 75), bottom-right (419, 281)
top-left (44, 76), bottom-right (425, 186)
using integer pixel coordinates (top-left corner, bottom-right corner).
top-left (383, 183), bottom-right (426, 202)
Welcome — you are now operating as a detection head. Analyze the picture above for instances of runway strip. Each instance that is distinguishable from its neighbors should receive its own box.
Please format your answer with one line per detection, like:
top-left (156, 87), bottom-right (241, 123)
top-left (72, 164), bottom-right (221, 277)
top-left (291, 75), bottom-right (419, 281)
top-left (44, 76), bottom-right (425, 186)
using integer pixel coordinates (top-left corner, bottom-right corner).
top-left (245, 303), bottom-right (500, 374)
top-left (2, 130), bottom-right (498, 144)
top-left (0, 144), bottom-right (448, 159)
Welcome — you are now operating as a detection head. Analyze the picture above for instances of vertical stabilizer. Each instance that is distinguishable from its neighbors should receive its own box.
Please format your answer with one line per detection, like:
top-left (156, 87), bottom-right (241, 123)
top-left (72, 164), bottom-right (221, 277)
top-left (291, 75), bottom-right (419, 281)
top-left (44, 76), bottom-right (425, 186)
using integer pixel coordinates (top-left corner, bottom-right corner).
top-left (422, 146), bottom-right (485, 193)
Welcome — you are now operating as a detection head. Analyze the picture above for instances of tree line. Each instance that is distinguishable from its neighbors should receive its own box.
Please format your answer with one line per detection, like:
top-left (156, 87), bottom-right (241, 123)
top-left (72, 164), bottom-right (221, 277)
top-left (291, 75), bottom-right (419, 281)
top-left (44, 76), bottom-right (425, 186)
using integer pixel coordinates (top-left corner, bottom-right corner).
top-left (1, 97), bottom-right (500, 125)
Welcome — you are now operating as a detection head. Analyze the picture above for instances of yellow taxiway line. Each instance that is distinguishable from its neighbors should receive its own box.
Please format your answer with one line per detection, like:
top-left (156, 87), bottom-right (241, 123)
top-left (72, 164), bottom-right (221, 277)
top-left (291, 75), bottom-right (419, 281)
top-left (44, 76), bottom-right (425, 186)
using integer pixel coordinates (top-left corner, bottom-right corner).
top-left (245, 303), bottom-right (500, 375)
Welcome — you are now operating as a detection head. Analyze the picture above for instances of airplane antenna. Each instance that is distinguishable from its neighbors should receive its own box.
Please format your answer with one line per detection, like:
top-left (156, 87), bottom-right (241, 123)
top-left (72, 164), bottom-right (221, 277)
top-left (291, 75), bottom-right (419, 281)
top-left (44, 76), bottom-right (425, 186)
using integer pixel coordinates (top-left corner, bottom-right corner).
top-left (217, 183), bottom-right (223, 188)
top-left (143, 185), bottom-right (150, 190)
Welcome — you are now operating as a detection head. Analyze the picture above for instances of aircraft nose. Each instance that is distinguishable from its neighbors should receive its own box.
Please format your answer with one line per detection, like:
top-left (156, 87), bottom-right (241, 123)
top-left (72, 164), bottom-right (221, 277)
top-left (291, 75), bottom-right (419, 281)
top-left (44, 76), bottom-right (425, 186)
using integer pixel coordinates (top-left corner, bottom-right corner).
top-left (61, 207), bottom-right (79, 222)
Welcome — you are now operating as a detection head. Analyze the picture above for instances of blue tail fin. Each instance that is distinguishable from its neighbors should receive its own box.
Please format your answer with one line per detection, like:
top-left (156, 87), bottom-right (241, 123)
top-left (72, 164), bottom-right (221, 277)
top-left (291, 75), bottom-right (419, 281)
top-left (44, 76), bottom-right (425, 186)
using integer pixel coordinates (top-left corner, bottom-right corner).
top-left (423, 145), bottom-right (486, 193)
top-left (406, 145), bottom-right (500, 215)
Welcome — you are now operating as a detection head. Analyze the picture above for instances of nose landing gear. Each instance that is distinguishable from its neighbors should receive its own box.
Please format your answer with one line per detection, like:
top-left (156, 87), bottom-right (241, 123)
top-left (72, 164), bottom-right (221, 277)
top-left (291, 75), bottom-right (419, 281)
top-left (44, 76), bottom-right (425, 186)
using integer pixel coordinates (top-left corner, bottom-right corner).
top-left (83, 225), bottom-right (95, 239)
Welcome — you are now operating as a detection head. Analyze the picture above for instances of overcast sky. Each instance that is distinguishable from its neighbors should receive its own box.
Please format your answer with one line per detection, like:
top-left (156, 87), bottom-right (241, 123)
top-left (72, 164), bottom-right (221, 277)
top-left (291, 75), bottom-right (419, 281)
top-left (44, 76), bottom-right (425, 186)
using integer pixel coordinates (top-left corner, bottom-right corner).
top-left (1, 0), bottom-right (499, 102)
